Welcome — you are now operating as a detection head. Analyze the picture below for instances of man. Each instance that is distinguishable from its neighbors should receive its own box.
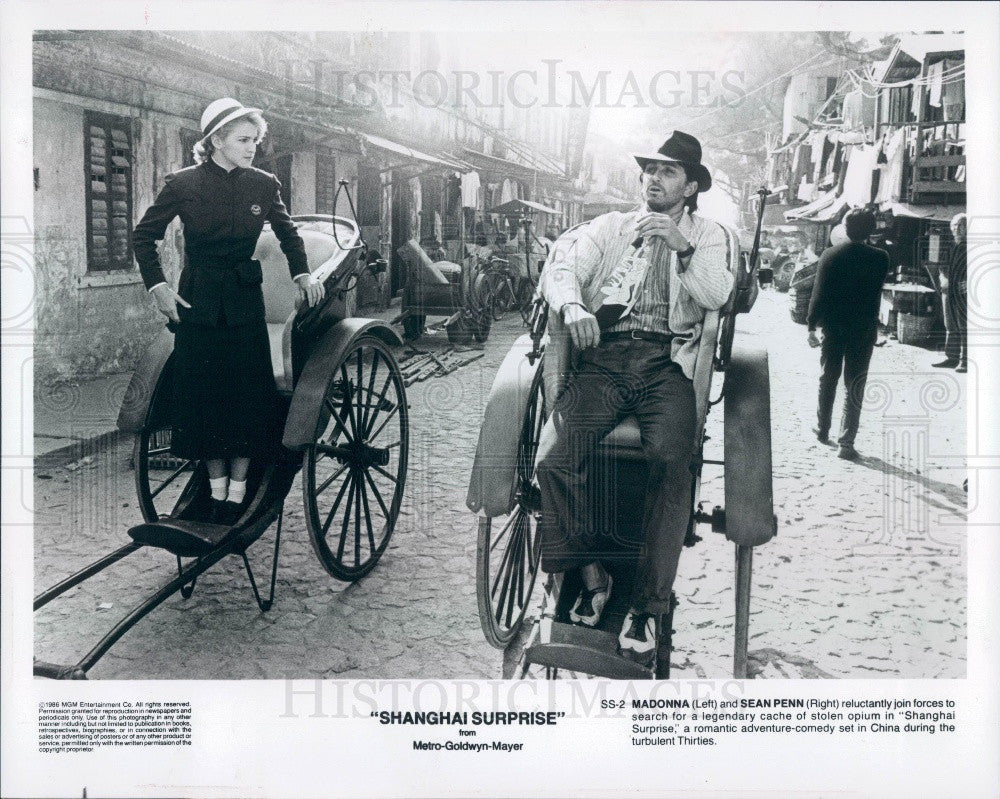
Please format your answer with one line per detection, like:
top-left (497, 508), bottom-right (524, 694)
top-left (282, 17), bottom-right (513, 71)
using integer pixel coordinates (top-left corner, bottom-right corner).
top-left (536, 131), bottom-right (733, 662)
top-left (807, 208), bottom-right (889, 460)
top-left (932, 213), bottom-right (968, 373)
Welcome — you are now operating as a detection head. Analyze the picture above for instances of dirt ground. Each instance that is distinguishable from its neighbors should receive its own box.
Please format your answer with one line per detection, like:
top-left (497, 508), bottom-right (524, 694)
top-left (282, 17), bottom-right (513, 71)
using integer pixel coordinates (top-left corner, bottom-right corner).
top-left (33, 290), bottom-right (966, 679)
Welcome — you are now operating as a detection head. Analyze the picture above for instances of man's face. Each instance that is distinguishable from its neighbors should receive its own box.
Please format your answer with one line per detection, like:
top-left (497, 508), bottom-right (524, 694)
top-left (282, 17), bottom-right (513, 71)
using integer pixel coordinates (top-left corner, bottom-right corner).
top-left (641, 162), bottom-right (697, 213)
top-left (951, 218), bottom-right (966, 243)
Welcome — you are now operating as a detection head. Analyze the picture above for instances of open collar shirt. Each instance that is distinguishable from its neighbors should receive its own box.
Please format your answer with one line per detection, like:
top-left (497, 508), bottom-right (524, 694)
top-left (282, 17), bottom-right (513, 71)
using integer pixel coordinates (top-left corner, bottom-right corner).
top-left (540, 206), bottom-right (734, 379)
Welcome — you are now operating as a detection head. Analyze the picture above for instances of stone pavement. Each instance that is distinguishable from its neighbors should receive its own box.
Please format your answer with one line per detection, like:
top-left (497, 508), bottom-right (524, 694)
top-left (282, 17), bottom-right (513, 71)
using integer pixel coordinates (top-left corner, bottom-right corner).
top-left (32, 292), bottom-right (967, 679)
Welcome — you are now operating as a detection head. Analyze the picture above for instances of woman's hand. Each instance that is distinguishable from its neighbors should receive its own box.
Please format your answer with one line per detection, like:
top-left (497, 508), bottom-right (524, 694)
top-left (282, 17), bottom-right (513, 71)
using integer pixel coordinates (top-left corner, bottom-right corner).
top-left (150, 283), bottom-right (191, 323)
top-left (296, 274), bottom-right (326, 308)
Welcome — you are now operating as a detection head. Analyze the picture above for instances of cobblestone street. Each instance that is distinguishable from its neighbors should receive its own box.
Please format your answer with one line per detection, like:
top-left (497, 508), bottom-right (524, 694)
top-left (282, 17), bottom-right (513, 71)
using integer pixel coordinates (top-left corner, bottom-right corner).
top-left (33, 290), bottom-right (967, 680)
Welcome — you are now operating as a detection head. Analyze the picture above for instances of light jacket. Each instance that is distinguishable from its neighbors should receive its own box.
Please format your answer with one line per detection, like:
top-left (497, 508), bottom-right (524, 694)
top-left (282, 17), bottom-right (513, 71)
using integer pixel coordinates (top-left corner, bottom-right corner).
top-left (540, 207), bottom-right (735, 379)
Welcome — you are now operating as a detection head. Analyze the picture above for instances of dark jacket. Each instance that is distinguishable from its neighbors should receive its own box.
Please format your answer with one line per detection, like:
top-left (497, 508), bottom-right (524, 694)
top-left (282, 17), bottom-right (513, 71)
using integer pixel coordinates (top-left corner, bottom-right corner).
top-left (133, 159), bottom-right (309, 326)
top-left (947, 241), bottom-right (967, 302)
top-left (807, 241), bottom-right (889, 333)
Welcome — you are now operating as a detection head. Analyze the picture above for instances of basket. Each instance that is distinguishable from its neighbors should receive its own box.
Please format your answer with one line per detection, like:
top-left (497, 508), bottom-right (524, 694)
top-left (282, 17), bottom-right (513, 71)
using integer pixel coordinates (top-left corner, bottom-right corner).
top-left (789, 286), bottom-right (811, 325)
top-left (896, 312), bottom-right (934, 345)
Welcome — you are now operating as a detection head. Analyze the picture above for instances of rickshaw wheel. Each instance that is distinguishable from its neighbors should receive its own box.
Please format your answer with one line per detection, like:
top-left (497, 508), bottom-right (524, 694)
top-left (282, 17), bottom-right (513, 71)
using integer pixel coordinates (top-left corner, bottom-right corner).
top-left (472, 314), bottom-right (491, 344)
top-left (134, 424), bottom-right (200, 523)
top-left (477, 366), bottom-right (547, 648)
top-left (303, 335), bottom-right (409, 581)
top-left (515, 279), bottom-right (535, 326)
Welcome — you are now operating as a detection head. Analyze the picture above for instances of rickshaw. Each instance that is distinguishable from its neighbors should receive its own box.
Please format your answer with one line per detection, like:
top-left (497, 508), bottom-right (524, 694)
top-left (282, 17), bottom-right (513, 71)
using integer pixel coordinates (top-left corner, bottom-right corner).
top-left (34, 199), bottom-right (409, 679)
top-left (467, 189), bottom-right (776, 680)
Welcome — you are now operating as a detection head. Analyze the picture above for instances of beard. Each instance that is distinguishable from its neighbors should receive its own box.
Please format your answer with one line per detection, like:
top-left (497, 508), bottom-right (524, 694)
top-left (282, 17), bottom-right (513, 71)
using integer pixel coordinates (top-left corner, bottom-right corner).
top-left (645, 195), bottom-right (671, 213)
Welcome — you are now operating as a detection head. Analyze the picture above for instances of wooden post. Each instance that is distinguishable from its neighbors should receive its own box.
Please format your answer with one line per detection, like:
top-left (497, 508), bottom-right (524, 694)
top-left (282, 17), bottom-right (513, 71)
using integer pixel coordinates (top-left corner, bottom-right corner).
top-left (734, 544), bottom-right (753, 679)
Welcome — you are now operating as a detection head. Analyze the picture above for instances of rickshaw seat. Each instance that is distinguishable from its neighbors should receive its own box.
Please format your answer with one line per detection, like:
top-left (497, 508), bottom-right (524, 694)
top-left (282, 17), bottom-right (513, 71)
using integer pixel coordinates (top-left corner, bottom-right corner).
top-left (254, 226), bottom-right (345, 394)
top-left (397, 239), bottom-right (462, 285)
top-left (127, 518), bottom-right (233, 558)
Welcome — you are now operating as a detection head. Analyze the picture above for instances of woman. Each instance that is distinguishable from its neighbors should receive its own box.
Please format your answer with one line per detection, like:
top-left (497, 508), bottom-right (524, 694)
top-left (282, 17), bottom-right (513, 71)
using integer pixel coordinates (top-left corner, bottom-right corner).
top-left (133, 98), bottom-right (324, 524)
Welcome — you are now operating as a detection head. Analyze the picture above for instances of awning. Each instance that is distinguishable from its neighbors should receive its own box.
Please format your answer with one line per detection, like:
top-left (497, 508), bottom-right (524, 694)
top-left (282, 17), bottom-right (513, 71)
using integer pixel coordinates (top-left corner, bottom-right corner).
top-left (785, 190), bottom-right (846, 222)
top-left (489, 198), bottom-right (560, 216)
top-left (362, 134), bottom-right (468, 172)
top-left (463, 148), bottom-right (561, 180)
top-left (881, 202), bottom-right (965, 222)
top-left (810, 195), bottom-right (849, 222)
top-left (762, 204), bottom-right (797, 226)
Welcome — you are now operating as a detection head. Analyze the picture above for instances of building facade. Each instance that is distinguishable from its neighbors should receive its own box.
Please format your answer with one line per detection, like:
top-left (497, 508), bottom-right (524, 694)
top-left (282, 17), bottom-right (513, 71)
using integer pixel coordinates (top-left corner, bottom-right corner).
top-left (33, 31), bottom-right (588, 385)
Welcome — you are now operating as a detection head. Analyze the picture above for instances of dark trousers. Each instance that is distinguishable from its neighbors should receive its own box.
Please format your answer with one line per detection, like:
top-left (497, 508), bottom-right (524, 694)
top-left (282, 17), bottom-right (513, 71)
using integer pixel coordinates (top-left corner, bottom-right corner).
top-left (943, 291), bottom-right (967, 364)
top-left (817, 325), bottom-right (876, 447)
top-left (536, 340), bottom-right (696, 616)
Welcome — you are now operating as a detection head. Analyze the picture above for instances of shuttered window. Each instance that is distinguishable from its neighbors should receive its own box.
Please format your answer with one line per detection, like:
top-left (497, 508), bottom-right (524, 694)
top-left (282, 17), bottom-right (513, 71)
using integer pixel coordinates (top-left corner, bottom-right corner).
top-left (316, 145), bottom-right (336, 215)
top-left (85, 112), bottom-right (134, 272)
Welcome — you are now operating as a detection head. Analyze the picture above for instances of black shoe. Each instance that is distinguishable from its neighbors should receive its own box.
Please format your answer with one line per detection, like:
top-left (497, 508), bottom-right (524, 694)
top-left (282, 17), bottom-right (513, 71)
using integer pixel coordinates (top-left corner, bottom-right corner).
top-left (955, 362), bottom-right (967, 373)
top-left (932, 359), bottom-right (959, 368)
top-left (619, 610), bottom-right (656, 664)
top-left (838, 445), bottom-right (860, 461)
top-left (812, 426), bottom-right (830, 444)
top-left (220, 501), bottom-right (245, 527)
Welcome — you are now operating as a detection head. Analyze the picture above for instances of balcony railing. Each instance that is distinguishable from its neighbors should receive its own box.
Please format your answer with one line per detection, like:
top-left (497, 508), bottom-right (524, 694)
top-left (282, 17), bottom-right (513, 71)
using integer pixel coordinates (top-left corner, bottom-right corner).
top-left (909, 120), bottom-right (965, 200)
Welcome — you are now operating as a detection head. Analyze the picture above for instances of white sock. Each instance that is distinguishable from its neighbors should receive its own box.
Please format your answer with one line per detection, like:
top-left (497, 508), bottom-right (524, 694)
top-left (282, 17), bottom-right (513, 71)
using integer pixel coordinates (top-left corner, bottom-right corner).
top-left (228, 479), bottom-right (247, 504)
top-left (209, 476), bottom-right (229, 501)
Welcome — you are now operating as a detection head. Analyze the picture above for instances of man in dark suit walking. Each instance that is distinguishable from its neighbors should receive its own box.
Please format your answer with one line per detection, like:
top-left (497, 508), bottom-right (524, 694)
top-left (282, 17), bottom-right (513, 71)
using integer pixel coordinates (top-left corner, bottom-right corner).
top-left (932, 212), bottom-right (968, 372)
top-left (806, 208), bottom-right (889, 460)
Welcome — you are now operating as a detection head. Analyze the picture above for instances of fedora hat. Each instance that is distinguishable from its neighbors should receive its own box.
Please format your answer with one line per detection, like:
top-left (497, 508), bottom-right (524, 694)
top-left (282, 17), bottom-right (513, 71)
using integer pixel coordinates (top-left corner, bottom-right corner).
top-left (200, 97), bottom-right (262, 140)
top-left (633, 130), bottom-right (712, 192)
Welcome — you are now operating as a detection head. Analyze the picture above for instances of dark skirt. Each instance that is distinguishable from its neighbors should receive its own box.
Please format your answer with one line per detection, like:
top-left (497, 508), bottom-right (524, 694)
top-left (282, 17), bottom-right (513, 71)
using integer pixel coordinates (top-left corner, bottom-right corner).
top-left (169, 320), bottom-right (279, 461)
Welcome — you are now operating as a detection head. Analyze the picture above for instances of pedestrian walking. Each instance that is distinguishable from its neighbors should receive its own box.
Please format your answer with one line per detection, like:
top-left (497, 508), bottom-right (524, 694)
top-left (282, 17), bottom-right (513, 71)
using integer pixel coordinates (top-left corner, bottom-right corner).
top-left (806, 208), bottom-right (889, 460)
top-left (132, 97), bottom-right (325, 524)
top-left (932, 212), bottom-right (967, 373)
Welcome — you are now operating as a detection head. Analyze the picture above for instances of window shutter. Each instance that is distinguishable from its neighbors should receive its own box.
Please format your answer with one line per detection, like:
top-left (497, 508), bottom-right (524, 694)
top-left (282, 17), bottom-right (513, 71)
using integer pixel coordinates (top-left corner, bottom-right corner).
top-left (85, 112), bottom-right (134, 272)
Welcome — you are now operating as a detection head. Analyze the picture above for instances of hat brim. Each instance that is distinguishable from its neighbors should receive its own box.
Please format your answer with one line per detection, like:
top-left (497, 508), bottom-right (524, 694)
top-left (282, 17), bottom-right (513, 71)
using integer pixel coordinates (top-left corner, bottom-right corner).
top-left (633, 153), bottom-right (712, 192)
top-left (204, 106), bottom-right (262, 139)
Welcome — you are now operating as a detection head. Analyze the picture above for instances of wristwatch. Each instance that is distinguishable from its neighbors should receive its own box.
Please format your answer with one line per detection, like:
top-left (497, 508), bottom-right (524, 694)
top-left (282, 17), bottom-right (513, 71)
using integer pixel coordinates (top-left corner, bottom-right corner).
top-left (676, 243), bottom-right (696, 260)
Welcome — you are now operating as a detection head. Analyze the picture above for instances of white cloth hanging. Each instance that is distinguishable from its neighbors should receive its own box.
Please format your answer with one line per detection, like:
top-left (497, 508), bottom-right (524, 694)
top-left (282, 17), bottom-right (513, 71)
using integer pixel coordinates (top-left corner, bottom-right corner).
top-left (460, 171), bottom-right (481, 208)
top-left (928, 61), bottom-right (944, 108)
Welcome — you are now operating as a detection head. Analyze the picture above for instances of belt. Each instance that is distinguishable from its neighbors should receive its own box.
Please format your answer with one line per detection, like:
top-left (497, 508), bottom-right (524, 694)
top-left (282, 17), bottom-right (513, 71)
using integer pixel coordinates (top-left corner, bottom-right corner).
top-left (601, 330), bottom-right (674, 345)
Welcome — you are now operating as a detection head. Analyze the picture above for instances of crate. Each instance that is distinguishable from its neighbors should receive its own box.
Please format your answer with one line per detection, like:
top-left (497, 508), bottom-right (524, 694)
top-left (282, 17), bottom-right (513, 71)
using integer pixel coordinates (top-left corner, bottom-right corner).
top-left (896, 312), bottom-right (934, 345)
top-left (789, 287), bottom-right (811, 325)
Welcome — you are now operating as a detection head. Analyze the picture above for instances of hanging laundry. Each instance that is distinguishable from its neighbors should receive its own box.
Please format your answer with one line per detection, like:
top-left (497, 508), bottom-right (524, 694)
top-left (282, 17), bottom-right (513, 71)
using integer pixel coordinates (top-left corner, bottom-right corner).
top-left (842, 90), bottom-right (862, 128)
top-left (910, 79), bottom-right (922, 120)
top-left (941, 58), bottom-right (965, 120)
top-left (927, 60), bottom-right (944, 108)
top-left (875, 128), bottom-right (907, 204)
top-left (842, 144), bottom-right (880, 206)
top-left (460, 170), bottom-right (481, 209)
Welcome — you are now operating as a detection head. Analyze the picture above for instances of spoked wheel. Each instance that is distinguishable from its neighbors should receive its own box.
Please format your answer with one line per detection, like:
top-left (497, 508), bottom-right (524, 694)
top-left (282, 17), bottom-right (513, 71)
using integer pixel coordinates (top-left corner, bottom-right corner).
top-left (477, 366), bottom-right (548, 648)
top-left (303, 335), bottom-right (409, 581)
top-left (134, 424), bottom-right (199, 523)
top-left (484, 272), bottom-right (517, 321)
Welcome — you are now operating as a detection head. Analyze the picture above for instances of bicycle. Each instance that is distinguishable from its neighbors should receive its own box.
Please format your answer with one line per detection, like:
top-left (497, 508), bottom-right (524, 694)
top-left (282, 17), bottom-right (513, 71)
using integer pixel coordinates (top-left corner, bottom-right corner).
top-left (475, 255), bottom-right (535, 325)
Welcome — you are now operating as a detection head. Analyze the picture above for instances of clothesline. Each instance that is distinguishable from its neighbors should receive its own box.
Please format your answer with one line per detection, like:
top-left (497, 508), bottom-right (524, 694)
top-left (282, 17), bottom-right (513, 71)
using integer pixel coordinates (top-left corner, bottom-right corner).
top-left (857, 63), bottom-right (964, 91)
